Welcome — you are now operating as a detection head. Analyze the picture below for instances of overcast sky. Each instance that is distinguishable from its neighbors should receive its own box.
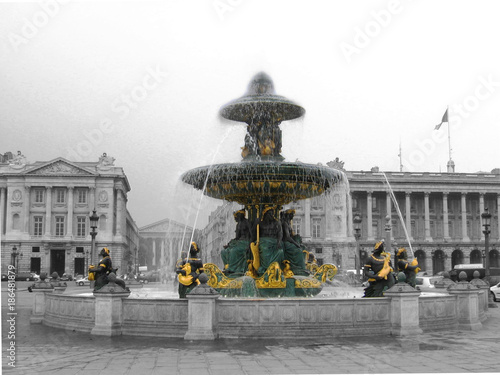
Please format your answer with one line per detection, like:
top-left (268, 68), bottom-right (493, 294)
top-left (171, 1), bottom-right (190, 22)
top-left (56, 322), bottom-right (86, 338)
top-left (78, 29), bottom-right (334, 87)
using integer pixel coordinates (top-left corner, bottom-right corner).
top-left (1, 0), bottom-right (499, 228)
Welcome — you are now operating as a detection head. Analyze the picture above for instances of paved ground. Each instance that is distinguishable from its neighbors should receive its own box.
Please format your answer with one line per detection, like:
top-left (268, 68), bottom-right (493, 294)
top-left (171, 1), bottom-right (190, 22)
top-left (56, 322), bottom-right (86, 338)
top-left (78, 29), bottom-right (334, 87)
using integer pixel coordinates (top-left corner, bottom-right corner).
top-left (2, 282), bottom-right (500, 375)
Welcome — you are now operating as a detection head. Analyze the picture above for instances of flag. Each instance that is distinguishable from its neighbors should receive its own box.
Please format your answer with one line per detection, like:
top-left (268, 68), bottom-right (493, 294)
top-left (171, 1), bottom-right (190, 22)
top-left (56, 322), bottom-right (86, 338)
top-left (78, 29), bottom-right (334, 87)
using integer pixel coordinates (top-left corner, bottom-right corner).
top-left (434, 109), bottom-right (448, 130)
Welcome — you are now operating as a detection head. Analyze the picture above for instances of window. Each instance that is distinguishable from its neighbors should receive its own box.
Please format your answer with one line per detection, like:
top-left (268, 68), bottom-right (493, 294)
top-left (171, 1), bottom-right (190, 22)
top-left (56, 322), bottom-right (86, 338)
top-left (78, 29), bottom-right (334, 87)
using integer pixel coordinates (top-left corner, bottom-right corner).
top-left (372, 197), bottom-right (378, 210)
top-left (312, 218), bottom-right (321, 238)
top-left (352, 198), bottom-right (358, 209)
top-left (292, 217), bottom-right (301, 236)
top-left (317, 258), bottom-right (324, 266)
top-left (77, 189), bottom-right (87, 204)
top-left (32, 246), bottom-right (40, 253)
top-left (76, 246), bottom-right (84, 253)
top-left (55, 216), bottom-right (65, 237)
top-left (34, 189), bottom-right (44, 203)
top-left (315, 247), bottom-right (323, 254)
top-left (56, 189), bottom-right (65, 203)
top-left (77, 217), bottom-right (86, 237)
top-left (33, 216), bottom-right (43, 236)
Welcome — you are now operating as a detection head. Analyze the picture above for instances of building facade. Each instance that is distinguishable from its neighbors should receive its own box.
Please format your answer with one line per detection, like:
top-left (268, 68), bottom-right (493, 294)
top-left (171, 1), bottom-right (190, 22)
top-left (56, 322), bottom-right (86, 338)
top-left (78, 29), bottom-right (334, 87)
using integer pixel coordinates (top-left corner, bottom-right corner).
top-left (138, 219), bottom-right (197, 272)
top-left (199, 162), bottom-right (500, 276)
top-left (0, 152), bottom-right (139, 277)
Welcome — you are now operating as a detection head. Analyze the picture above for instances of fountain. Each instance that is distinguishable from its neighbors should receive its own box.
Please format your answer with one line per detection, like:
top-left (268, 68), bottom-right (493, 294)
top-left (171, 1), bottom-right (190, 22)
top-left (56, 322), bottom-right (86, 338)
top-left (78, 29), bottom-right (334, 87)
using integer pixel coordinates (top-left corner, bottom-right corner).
top-left (181, 72), bottom-right (342, 297)
top-left (29, 73), bottom-right (488, 339)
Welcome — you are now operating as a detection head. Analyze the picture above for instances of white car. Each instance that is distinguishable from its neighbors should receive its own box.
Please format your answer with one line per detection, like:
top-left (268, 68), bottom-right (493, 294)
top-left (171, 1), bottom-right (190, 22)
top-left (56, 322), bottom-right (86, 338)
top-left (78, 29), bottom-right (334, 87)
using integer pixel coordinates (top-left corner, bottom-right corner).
top-left (75, 277), bottom-right (90, 286)
top-left (490, 282), bottom-right (500, 302)
top-left (415, 276), bottom-right (444, 293)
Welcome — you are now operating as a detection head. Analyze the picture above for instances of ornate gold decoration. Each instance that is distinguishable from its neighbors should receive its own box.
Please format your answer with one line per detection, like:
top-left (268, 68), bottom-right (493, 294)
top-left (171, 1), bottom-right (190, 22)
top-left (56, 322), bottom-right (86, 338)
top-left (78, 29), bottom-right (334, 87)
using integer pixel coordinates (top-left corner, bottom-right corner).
top-left (203, 263), bottom-right (243, 289)
top-left (294, 278), bottom-right (322, 288)
top-left (282, 260), bottom-right (294, 278)
top-left (313, 264), bottom-right (338, 283)
top-left (255, 262), bottom-right (286, 288)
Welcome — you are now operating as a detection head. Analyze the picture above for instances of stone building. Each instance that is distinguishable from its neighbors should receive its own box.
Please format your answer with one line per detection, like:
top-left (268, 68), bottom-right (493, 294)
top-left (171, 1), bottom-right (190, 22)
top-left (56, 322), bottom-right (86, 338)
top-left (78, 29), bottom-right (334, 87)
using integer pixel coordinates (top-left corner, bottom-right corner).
top-left (0, 152), bottom-right (139, 277)
top-left (138, 219), bottom-right (198, 272)
top-left (199, 161), bottom-right (500, 276)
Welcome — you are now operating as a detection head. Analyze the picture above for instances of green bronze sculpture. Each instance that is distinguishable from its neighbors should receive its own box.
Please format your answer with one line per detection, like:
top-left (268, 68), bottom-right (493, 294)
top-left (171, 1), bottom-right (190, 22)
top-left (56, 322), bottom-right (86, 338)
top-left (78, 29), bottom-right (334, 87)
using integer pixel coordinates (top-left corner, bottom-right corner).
top-left (362, 240), bottom-right (396, 297)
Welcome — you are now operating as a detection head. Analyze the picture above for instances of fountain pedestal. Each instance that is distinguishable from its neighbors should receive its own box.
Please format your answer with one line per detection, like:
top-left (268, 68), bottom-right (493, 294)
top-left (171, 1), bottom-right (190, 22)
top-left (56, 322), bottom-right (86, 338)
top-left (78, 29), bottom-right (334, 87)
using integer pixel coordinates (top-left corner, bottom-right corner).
top-left (184, 275), bottom-right (220, 340)
top-left (385, 283), bottom-right (423, 336)
top-left (30, 287), bottom-right (54, 324)
top-left (91, 285), bottom-right (131, 337)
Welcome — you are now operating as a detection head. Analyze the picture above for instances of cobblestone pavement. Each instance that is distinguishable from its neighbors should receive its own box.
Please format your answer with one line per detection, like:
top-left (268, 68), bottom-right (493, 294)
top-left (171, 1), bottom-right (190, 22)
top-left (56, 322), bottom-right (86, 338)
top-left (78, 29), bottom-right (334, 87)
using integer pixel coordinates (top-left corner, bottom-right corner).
top-left (2, 284), bottom-right (500, 375)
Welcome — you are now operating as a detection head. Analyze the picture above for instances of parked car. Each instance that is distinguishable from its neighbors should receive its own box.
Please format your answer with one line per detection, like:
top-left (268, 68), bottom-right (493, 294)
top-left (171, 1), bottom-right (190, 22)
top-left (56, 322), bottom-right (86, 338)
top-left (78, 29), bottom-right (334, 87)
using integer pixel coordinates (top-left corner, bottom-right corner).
top-left (75, 276), bottom-right (90, 286)
top-left (136, 271), bottom-right (160, 284)
top-left (415, 275), bottom-right (444, 293)
top-left (15, 272), bottom-right (37, 281)
top-left (490, 282), bottom-right (500, 302)
top-left (60, 273), bottom-right (73, 281)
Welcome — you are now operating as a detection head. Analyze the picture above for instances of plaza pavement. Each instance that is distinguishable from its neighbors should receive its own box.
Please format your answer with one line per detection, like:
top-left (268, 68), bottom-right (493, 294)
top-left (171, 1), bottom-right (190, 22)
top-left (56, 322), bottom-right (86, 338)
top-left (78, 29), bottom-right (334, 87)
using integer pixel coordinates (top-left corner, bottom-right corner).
top-left (2, 282), bottom-right (500, 375)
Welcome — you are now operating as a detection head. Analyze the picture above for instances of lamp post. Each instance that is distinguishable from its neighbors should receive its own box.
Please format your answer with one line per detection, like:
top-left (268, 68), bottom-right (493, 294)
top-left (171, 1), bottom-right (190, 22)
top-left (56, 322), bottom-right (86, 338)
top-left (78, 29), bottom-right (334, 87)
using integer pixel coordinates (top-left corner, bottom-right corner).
top-left (353, 214), bottom-right (362, 281)
top-left (481, 208), bottom-right (497, 308)
top-left (481, 208), bottom-right (491, 283)
top-left (89, 210), bottom-right (99, 266)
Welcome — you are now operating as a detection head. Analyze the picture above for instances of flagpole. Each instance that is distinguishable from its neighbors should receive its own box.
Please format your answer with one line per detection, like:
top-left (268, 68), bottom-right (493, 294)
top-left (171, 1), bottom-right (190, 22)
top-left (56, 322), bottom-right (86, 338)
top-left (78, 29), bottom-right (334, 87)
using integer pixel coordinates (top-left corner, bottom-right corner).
top-left (447, 105), bottom-right (452, 161)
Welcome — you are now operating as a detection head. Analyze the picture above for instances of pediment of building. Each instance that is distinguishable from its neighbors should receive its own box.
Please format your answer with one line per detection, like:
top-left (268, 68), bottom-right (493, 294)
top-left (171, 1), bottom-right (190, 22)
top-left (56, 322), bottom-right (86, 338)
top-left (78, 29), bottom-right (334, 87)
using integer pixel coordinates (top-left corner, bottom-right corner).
top-left (26, 158), bottom-right (96, 176)
top-left (139, 218), bottom-right (191, 234)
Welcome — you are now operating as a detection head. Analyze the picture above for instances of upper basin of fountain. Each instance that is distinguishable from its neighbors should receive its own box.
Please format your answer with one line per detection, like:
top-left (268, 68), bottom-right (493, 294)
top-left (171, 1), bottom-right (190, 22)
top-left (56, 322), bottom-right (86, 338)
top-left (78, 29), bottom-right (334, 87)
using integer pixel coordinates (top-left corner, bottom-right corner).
top-left (220, 72), bottom-right (305, 123)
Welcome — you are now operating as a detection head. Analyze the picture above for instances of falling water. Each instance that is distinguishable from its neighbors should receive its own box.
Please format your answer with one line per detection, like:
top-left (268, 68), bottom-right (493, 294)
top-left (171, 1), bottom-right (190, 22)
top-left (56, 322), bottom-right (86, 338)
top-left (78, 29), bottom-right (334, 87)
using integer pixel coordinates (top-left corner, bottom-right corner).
top-left (381, 171), bottom-right (414, 259)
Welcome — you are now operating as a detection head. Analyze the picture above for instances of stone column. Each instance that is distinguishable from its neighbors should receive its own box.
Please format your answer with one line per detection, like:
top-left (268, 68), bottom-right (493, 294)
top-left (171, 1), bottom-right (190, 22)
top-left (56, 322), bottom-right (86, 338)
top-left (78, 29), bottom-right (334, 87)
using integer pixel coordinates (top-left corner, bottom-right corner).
top-left (24, 185), bottom-right (31, 233)
top-left (384, 283), bottom-right (423, 336)
top-left (184, 275), bottom-right (220, 340)
top-left (424, 192), bottom-right (432, 241)
top-left (479, 193), bottom-right (485, 241)
top-left (405, 191), bottom-right (412, 240)
top-left (304, 199), bottom-right (311, 239)
top-left (367, 191), bottom-right (374, 240)
top-left (461, 193), bottom-right (470, 242)
top-left (0, 187), bottom-right (6, 235)
top-left (161, 239), bottom-right (165, 266)
top-left (346, 192), bottom-right (353, 238)
top-left (448, 279), bottom-right (482, 331)
top-left (152, 239), bottom-right (156, 267)
top-left (89, 187), bottom-right (96, 210)
top-left (45, 186), bottom-right (52, 236)
top-left (497, 194), bottom-right (500, 241)
top-left (115, 188), bottom-right (124, 236)
top-left (67, 186), bottom-right (74, 237)
top-left (91, 289), bottom-right (131, 336)
top-left (386, 192), bottom-right (393, 240)
top-left (443, 192), bottom-right (450, 240)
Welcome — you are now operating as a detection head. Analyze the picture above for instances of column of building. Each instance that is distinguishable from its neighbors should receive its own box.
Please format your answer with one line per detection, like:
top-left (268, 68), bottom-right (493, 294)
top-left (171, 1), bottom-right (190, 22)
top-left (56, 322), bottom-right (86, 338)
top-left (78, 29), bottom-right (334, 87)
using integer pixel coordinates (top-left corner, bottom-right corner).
top-left (479, 193), bottom-right (485, 241)
top-left (405, 191), bottom-right (412, 240)
top-left (304, 199), bottom-right (311, 239)
top-left (497, 194), bottom-right (500, 241)
top-left (385, 192), bottom-right (392, 240)
top-left (367, 191), bottom-right (373, 240)
top-left (67, 186), bottom-right (74, 237)
top-left (24, 186), bottom-right (31, 233)
top-left (115, 188), bottom-right (125, 236)
top-left (442, 192), bottom-right (450, 240)
top-left (45, 186), bottom-right (52, 236)
top-left (152, 239), bottom-right (156, 267)
top-left (461, 193), bottom-right (469, 241)
top-left (424, 192), bottom-right (432, 241)
top-left (0, 187), bottom-right (5, 234)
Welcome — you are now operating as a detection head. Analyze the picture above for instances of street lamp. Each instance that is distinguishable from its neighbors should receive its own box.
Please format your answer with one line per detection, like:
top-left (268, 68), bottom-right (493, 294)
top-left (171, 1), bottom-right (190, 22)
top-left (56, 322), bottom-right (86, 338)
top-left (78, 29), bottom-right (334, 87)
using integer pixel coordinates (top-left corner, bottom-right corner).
top-left (353, 213), bottom-right (362, 281)
top-left (89, 209), bottom-right (99, 266)
top-left (481, 208), bottom-right (496, 308)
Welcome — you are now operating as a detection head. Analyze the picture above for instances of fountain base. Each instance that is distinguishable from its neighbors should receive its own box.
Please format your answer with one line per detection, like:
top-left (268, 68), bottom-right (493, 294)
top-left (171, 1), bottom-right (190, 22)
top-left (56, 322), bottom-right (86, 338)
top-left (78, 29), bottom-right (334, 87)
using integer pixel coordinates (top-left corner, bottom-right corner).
top-left (203, 262), bottom-right (337, 298)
